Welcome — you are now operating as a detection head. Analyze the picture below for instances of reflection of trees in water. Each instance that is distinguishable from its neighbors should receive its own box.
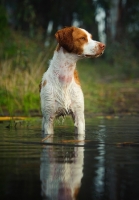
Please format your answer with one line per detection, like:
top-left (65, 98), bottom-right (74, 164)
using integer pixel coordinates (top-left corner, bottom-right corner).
top-left (79, 119), bottom-right (139, 200)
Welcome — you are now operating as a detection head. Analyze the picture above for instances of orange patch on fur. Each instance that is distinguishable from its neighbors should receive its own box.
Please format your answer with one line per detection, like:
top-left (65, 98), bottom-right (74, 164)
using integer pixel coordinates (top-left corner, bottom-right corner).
top-left (43, 80), bottom-right (47, 87)
top-left (55, 27), bottom-right (74, 53)
top-left (39, 80), bottom-right (47, 92)
top-left (55, 26), bottom-right (88, 54)
top-left (74, 186), bottom-right (80, 199)
top-left (74, 70), bottom-right (80, 85)
top-left (72, 28), bottom-right (88, 54)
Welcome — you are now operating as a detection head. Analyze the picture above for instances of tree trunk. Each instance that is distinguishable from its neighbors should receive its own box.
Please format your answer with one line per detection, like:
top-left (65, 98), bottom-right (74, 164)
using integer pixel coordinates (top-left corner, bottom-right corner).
top-left (109, 0), bottom-right (119, 41)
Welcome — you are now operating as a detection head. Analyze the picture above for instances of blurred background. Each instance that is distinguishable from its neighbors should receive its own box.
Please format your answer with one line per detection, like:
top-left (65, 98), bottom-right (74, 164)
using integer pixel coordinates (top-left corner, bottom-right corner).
top-left (0, 0), bottom-right (139, 116)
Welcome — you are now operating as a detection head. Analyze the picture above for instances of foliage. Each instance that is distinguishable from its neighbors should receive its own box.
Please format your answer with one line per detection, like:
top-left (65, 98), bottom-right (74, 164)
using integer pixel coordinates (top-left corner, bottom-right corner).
top-left (0, 5), bottom-right (9, 40)
top-left (104, 40), bottom-right (139, 78)
top-left (0, 31), bottom-right (55, 116)
top-left (0, 5), bottom-right (16, 58)
top-left (0, 0), bottom-right (139, 44)
top-left (78, 60), bottom-right (139, 114)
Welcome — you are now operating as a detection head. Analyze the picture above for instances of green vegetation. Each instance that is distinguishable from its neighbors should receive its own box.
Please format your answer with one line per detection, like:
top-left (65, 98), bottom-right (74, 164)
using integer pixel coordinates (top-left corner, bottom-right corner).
top-left (78, 60), bottom-right (139, 114)
top-left (0, 31), bottom-right (139, 116)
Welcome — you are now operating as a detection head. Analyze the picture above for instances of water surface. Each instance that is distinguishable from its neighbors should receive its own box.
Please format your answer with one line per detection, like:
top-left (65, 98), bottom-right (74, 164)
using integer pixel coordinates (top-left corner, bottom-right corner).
top-left (0, 116), bottom-right (139, 200)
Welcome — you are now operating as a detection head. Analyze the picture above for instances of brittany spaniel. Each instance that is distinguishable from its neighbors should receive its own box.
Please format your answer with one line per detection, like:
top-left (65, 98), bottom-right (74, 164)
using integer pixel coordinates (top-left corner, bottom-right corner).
top-left (40, 26), bottom-right (105, 135)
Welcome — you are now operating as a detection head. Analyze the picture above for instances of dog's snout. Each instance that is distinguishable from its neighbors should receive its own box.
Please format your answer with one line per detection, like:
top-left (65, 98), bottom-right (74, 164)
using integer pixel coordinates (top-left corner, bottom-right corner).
top-left (99, 42), bottom-right (105, 50)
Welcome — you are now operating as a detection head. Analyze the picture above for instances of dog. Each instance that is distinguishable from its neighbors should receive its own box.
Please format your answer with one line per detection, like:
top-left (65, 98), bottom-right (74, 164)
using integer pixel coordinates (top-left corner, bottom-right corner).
top-left (40, 26), bottom-right (105, 135)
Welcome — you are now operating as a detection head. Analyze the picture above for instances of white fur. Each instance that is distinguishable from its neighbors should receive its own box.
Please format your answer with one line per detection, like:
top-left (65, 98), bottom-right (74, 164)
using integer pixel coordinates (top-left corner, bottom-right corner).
top-left (40, 28), bottom-right (105, 135)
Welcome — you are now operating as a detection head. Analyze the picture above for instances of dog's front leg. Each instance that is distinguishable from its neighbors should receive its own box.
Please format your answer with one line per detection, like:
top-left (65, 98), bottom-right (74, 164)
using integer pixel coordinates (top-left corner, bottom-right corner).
top-left (41, 84), bottom-right (55, 135)
top-left (74, 110), bottom-right (85, 135)
top-left (70, 86), bottom-right (85, 134)
top-left (42, 115), bottom-right (55, 135)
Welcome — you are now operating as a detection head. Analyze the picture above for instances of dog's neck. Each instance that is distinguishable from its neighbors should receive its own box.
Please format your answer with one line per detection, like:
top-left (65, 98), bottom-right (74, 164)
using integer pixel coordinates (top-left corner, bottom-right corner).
top-left (49, 47), bottom-right (80, 85)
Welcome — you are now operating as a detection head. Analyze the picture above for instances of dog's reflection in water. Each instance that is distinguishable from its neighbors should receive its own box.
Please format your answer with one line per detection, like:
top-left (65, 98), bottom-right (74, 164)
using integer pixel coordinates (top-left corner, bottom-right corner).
top-left (40, 134), bottom-right (84, 200)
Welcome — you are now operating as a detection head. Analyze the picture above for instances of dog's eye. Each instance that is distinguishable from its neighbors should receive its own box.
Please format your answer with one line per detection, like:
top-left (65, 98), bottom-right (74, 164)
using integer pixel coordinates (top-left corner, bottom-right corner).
top-left (79, 37), bottom-right (86, 41)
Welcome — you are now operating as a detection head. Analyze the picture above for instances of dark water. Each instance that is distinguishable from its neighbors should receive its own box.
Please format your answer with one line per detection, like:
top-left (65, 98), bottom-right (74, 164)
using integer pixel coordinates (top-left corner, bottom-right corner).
top-left (0, 116), bottom-right (139, 200)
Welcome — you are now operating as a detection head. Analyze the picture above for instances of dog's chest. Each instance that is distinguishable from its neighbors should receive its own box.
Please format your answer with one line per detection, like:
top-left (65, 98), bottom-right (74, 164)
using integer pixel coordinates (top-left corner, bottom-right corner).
top-left (53, 63), bottom-right (74, 85)
top-left (54, 83), bottom-right (73, 111)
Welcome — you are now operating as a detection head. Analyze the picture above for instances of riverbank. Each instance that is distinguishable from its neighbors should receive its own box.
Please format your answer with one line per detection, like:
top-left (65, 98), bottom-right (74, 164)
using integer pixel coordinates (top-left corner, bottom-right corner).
top-left (0, 32), bottom-right (139, 116)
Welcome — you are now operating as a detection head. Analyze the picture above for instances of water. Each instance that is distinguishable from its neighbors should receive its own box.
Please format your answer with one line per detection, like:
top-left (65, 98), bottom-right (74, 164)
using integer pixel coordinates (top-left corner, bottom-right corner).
top-left (0, 116), bottom-right (139, 200)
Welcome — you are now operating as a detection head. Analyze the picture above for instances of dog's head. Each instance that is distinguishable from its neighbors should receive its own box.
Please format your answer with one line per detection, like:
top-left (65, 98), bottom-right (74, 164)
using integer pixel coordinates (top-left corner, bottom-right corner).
top-left (55, 26), bottom-right (105, 58)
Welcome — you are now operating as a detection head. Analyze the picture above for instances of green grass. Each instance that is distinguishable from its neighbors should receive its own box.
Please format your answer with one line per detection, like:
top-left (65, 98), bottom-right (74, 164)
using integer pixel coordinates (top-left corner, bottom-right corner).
top-left (77, 60), bottom-right (139, 114)
top-left (1, 58), bottom-right (139, 116)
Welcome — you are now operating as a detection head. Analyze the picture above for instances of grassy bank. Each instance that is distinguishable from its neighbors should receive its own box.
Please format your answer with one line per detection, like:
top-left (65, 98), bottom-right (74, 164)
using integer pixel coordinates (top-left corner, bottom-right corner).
top-left (0, 32), bottom-right (139, 116)
top-left (1, 58), bottom-right (139, 116)
top-left (78, 60), bottom-right (139, 114)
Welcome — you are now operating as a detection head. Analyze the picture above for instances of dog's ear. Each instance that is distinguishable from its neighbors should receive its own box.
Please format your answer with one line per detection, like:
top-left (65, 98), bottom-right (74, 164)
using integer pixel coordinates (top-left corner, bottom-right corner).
top-left (55, 27), bottom-right (74, 52)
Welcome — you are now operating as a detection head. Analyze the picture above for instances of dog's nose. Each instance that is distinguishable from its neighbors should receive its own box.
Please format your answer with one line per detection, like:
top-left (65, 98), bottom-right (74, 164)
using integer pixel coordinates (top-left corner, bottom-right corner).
top-left (99, 42), bottom-right (105, 50)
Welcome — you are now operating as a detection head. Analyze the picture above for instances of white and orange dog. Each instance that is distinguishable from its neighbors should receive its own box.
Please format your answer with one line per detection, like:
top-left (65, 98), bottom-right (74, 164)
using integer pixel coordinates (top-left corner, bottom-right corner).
top-left (40, 26), bottom-right (105, 135)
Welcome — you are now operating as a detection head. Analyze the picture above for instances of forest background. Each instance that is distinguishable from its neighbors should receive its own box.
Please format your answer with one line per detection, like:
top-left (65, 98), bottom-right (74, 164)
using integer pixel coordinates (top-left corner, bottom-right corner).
top-left (0, 0), bottom-right (139, 116)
